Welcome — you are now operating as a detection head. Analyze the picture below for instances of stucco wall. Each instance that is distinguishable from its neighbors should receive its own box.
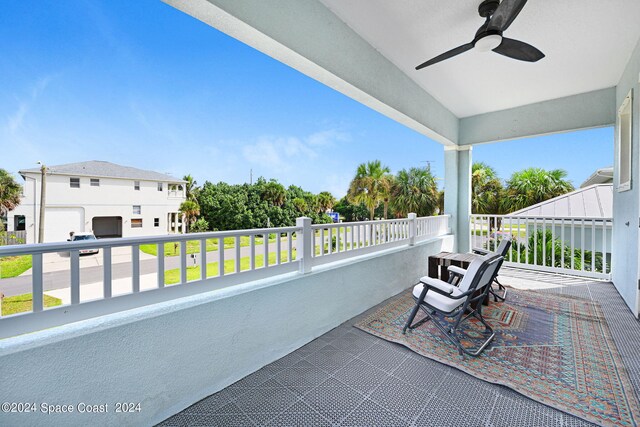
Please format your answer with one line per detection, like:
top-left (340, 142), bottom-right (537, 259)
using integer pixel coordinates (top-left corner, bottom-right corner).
top-left (0, 235), bottom-right (452, 427)
top-left (612, 38), bottom-right (640, 315)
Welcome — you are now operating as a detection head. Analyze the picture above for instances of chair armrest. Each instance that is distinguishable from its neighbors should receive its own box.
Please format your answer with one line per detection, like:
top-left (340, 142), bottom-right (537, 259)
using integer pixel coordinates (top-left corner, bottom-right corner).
top-left (419, 276), bottom-right (456, 294)
top-left (448, 265), bottom-right (467, 277)
top-left (472, 248), bottom-right (489, 255)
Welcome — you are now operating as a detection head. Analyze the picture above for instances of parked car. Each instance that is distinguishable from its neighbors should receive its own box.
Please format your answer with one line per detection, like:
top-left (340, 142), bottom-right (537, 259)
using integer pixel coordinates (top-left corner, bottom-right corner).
top-left (68, 232), bottom-right (99, 255)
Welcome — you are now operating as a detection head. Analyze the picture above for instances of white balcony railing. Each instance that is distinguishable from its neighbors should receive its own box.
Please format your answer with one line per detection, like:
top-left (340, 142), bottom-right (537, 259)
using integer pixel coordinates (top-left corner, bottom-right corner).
top-left (0, 214), bottom-right (450, 338)
top-left (470, 214), bottom-right (612, 279)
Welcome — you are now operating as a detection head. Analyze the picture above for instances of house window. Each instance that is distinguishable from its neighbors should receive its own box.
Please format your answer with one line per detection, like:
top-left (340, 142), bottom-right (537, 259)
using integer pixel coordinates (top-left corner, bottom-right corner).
top-left (133, 205), bottom-right (141, 215)
top-left (134, 181), bottom-right (140, 191)
top-left (154, 218), bottom-right (160, 227)
top-left (617, 90), bottom-right (633, 192)
top-left (157, 182), bottom-right (163, 191)
top-left (90, 178), bottom-right (100, 187)
top-left (70, 177), bottom-right (80, 188)
top-left (131, 218), bottom-right (143, 228)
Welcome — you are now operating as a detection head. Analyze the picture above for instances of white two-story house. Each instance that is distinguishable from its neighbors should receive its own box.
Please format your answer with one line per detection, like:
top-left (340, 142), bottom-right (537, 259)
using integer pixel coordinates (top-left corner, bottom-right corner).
top-left (7, 161), bottom-right (187, 243)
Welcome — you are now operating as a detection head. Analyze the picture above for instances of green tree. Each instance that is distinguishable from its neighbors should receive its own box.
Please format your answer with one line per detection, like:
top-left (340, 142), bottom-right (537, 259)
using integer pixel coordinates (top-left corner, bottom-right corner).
top-left (504, 168), bottom-right (574, 212)
top-left (261, 181), bottom-right (286, 207)
top-left (391, 166), bottom-right (438, 217)
top-left (0, 169), bottom-right (22, 232)
top-left (179, 200), bottom-right (200, 233)
top-left (317, 191), bottom-right (336, 213)
top-left (292, 197), bottom-right (308, 213)
top-left (334, 197), bottom-right (369, 222)
top-left (190, 217), bottom-right (209, 233)
top-left (183, 174), bottom-right (199, 202)
top-left (347, 160), bottom-right (392, 220)
top-left (437, 190), bottom-right (445, 215)
top-left (471, 162), bottom-right (504, 215)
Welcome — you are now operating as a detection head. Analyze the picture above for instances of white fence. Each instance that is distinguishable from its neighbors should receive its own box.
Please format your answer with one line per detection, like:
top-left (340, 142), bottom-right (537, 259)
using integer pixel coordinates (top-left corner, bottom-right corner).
top-left (0, 230), bottom-right (26, 246)
top-left (0, 215), bottom-right (449, 338)
top-left (470, 214), bottom-right (612, 279)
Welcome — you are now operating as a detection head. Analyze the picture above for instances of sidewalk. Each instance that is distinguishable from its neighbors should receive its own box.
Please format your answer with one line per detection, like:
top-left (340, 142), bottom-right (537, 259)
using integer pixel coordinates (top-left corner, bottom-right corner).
top-left (45, 272), bottom-right (161, 304)
top-left (20, 247), bottom-right (157, 276)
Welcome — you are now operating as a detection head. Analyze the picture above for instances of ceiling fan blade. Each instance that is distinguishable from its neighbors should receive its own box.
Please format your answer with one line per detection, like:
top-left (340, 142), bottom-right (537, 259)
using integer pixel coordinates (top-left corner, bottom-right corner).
top-left (415, 43), bottom-right (474, 70)
top-left (492, 37), bottom-right (544, 62)
top-left (488, 0), bottom-right (528, 32)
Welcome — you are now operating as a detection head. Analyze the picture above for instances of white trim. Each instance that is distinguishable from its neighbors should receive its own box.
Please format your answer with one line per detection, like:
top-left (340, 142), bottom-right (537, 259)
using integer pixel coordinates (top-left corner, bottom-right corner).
top-left (616, 89), bottom-right (633, 192)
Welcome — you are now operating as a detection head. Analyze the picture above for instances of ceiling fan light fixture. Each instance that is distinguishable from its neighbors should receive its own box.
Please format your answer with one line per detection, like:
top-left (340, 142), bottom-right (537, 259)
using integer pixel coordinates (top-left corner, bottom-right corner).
top-left (474, 34), bottom-right (503, 52)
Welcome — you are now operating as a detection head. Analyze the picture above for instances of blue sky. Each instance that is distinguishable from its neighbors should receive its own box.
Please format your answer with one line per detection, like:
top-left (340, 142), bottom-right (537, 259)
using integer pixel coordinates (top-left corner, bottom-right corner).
top-left (0, 0), bottom-right (612, 198)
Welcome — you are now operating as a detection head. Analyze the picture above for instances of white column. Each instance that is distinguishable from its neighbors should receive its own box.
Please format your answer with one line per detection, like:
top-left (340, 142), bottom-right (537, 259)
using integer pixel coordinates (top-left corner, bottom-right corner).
top-left (444, 145), bottom-right (472, 253)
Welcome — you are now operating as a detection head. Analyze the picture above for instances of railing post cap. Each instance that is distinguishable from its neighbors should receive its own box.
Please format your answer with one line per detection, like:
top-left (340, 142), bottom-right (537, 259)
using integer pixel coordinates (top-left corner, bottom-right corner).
top-left (408, 213), bottom-right (417, 219)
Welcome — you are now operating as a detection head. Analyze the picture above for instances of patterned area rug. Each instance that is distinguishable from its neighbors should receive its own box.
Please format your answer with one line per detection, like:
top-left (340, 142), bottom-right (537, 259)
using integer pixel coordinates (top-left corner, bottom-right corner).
top-left (355, 288), bottom-right (640, 426)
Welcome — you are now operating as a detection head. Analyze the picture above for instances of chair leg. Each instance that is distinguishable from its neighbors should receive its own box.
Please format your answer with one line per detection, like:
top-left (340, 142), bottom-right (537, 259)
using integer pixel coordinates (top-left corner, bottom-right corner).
top-left (403, 299), bottom-right (423, 334)
top-left (490, 278), bottom-right (507, 302)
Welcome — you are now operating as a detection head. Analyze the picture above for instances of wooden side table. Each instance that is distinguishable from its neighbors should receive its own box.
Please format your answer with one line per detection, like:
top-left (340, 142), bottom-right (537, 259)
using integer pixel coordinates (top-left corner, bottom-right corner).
top-left (428, 252), bottom-right (477, 282)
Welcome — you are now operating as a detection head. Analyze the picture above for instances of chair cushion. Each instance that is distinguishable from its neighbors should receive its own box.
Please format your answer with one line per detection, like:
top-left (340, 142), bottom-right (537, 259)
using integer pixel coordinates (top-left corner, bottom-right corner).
top-left (418, 276), bottom-right (456, 294)
top-left (412, 283), bottom-right (467, 313)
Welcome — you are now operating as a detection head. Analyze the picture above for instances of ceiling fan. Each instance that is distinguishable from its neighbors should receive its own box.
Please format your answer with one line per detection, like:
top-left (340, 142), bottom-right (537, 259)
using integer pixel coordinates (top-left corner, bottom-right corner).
top-left (416, 0), bottom-right (544, 70)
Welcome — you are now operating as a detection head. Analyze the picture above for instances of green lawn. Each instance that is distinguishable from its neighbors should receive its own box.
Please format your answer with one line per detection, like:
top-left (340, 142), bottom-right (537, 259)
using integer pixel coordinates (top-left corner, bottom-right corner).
top-left (0, 255), bottom-right (33, 279)
top-left (1, 293), bottom-right (62, 316)
top-left (164, 250), bottom-right (295, 285)
top-left (140, 234), bottom-right (283, 257)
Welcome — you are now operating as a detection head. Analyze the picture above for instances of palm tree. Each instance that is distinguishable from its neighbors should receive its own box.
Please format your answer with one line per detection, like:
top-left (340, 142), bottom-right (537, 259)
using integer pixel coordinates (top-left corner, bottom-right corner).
top-left (179, 200), bottom-right (200, 233)
top-left (503, 168), bottom-right (574, 212)
top-left (183, 174), bottom-right (198, 202)
top-left (471, 162), bottom-right (504, 215)
top-left (261, 181), bottom-right (286, 206)
top-left (347, 160), bottom-right (392, 220)
top-left (292, 197), bottom-right (308, 213)
top-left (437, 190), bottom-right (445, 215)
top-left (391, 167), bottom-right (438, 217)
top-left (0, 169), bottom-right (22, 231)
top-left (317, 191), bottom-right (336, 213)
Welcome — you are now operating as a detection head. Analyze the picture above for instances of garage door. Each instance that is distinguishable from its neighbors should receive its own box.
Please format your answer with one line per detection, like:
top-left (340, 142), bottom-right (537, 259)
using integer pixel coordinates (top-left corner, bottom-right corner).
top-left (45, 207), bottom-right (84, 242)
top-left (93, 217), bottom-right (122, 238)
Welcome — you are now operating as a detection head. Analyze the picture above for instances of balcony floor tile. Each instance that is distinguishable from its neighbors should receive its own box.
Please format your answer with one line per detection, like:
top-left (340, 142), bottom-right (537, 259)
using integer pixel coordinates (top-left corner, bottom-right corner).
top-left (159, 270), bottom-right (639, 426)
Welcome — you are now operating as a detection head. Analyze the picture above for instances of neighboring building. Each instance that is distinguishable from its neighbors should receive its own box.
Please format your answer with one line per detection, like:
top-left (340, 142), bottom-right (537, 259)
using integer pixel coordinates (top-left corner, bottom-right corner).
top-left (7, 161), bottom-right (187, 243)
top-left (509, 183), bottom-right (613, 255)
top-left (580, 166), bottom-right (613, 188)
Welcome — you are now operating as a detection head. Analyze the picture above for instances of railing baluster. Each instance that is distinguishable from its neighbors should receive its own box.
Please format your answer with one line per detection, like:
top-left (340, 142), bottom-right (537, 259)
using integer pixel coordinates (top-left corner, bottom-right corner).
top-left (571, 219), bottom-right (575, 270)
top-left (320, 228), bottom-right (325, 256)
top-left (343, 226), bottom-right (348, 250)
top-left (288, 232), bottom-right (293, 262)
top-left (235, 236), bottom-right (241, 272)
top-left (157, 244), bottom-right (165, 288)
top-left (180, 241), bottom-right (187, 284)
top-left (542, 218), bottom-right (546, 267)
top-left (103, 247), bottom-right (112, 297)
top-left (71, 250), bottom-right (80, 303)
top-left (276, 232), bottom-right (282, 265)
top-left (560, 218), bottom-right (565, 268)
top-left (516, 217), bottom-right (521, 263)
top-left (350, 225), bottom-right (354, 250)
top-left (312, 229), bottom-right (316, 257)
top-left (551, 218), bottom-right (555, 267)
top-left (250, 235), bottom-right (256, 270)
top-left (32, 253), bottom-right (43, 312)
top-left (533, 218), bottom-right (537, 266)
top-left (581, 219), bottom-right (585, 271)
top-left (200, 239), bottom-right (207, 280)
top-left (219, 237), bottom-right (225, 276)
top-left (602, 220), bottom-right (607, 273)
top-left (328, 227), bottom-right (333, 254)
top-left (336, 226), bottom-right (341, 252)
top-left (591, 219), bottom-right (596, 272)
top-left (263, 232), bottom-right (268, 268)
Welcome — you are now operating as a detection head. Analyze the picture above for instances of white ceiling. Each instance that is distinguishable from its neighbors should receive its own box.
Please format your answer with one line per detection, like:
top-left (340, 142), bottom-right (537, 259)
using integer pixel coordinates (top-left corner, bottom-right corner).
top-left (319, 0), bottom-right (640, 118)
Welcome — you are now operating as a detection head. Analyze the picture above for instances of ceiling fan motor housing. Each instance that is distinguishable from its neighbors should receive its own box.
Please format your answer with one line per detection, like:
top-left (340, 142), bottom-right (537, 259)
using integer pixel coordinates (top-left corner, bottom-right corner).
top-left (478, 0), bottom-right (500, 18)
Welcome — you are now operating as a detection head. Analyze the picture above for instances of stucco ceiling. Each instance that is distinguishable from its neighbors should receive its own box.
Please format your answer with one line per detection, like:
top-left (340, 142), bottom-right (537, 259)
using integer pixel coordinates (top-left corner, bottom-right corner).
top-left (319, 0), bottom-right (640, 118)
